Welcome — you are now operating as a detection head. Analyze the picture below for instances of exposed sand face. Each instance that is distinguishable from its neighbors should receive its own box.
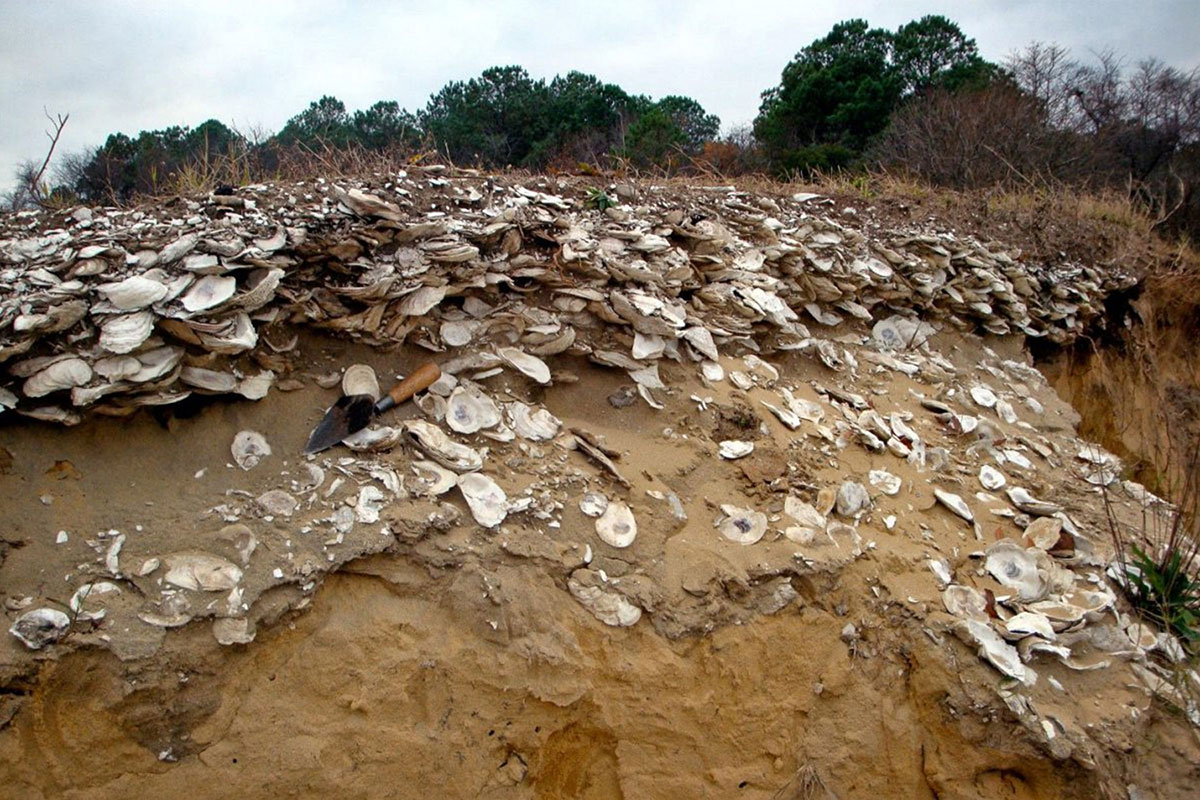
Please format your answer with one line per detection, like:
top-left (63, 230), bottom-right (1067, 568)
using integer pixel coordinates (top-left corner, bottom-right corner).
top-left (2, 325), bottom-right (1197, 799)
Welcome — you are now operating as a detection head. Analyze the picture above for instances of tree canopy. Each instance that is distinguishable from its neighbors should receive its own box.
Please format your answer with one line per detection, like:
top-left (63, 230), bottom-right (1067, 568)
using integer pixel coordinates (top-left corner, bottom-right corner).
top-left (754, 15), bottom-right (998, 175)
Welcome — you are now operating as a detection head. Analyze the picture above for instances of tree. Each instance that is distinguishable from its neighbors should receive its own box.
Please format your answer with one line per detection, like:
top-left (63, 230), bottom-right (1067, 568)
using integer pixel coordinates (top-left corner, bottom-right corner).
top-left (623, 106), bottom-right (688, 169)
top-left (420, 66), bottom-right (552, 166)
top-left (352, 100), bottom-right (420, 151)
top-left (654, 95), bottom-right (720, 151)
top-left (278, 95), bottom-right (352, 147)
top-left (754, 19), bottom-right (900, 167)
top-left (892, 15), bottom-right (991, 95)
top-left (755, 16), bottom-right (1002, 175)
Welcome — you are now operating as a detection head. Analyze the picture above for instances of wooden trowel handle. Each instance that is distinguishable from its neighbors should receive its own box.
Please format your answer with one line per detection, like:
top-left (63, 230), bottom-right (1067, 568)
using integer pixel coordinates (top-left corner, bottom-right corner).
top-left (375, 361), bottom-right (441, 414)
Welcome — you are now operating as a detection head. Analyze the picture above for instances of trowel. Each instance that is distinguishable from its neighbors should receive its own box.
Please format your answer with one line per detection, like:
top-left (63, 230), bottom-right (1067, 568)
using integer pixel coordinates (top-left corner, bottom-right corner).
top-left (304, 361), bottom-right (441, 454)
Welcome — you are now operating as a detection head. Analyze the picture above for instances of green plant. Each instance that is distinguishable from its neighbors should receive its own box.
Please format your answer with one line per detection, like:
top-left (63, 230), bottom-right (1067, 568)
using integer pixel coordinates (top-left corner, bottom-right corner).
top-left (586, 187), bottom-right (615, 211)
top-left (1124, 542), bottom-right (1200, 645)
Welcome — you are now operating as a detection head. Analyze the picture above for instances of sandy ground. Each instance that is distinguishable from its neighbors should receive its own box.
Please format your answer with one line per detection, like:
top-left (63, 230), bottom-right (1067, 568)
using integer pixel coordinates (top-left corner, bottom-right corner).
top-left (1, 326), bottom-right (1199, 799)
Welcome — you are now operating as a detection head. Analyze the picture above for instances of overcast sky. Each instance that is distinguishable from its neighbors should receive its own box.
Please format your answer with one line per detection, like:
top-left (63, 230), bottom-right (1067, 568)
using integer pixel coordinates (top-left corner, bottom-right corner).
top-left (2, 0), bottom-right (1198, 188)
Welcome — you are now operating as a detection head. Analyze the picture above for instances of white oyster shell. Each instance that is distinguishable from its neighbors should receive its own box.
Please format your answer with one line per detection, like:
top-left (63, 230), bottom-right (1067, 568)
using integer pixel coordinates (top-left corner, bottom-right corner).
top-left (342, 425), bottom-right (402, 452)
top-left (457, 472), bottom-right (508, 528)
top-left (579, 492), bottom-right (609, 518)
top-left (979, 465), bottom-right (1007, 490)
top-left (596, 500), bottom-right (637, 548)
top-left (181, 275), bottom-right (237, 313)
top-left (984, 541), bottom-right (1046, 601)
top-left (568, 579), bottom-right (642, 627)
top-left (408, 460), bottom-right (458, 496)
top-left (341, 364), bottom-right (380, 400)
top-left (508, 402), bottom-right (562, 441)
top-left (446, 383), bottom-right (501, 434)
top-left (23, 357), bottom-right (92, 397)
top-left (497, 347), bottom-right (551, 384)
top-left (718, 440), bottom-right (755, 460)
top-left (717, 504), bottom-right (767, 545)
top-left (835, 481), bottom-right (870, 517)
top-left (402, 420), bottom-right (483, 472)
top-left (956, 619), bottom-right (1037, 686)
top-left (99, 311), bottom-right (155, 353)
top-left (97, 275), bottom-right (168, 310)
top-left (231, 430), bottom-right (271, 470)
top-left (163, 551), bottom-right (243, 591)
top-left (942, 585), bottom-right (989, 620)
top-left (868, 470), bottom-right (902, 496)
top-left (9, 607), bottom-right (71, 649)
top-left (934, 489), bottom-right (973, 522)
top-left (1006, 486), bottom-right (1063, 516)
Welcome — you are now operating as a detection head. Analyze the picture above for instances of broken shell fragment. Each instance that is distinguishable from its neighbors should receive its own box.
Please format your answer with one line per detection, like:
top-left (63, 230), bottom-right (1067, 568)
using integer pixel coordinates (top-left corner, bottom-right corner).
top-left (718, 440), bottom-right (755, 460)
top-left (163, 551), bottom-right (243, 592)
top-left (579, 492), bottom-right (609, 518)
top-left (403, 420), bottom-right (483, 472)
top-left (213, 617), bottom-right (256, 646)
top-left (568, 579), bottom-right (642, 627)
top-left (408, 460), bottom-right (458, 497)
top-left (956, 619), bottom-right (1037, 686)
top-left (231, 430), bottom-right (271, 470)
top-left (942, 585), bottom-right (989, 620)
top-left (457, 472), bottom-right (508, 528)
top-left (9, 608), bottom-right (71, 650)
top-left (934, 489), bottom-right (973, 522)
top-left (596, 500), bottom-right (637, 548)
top-left (508, 402), bottom-right (561, 441)
top-left (717, 504), bottom-right (768, 545)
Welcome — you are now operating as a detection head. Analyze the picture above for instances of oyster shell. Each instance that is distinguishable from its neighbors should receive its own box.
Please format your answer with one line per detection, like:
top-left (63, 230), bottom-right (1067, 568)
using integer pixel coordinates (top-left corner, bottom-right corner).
top-left (23, 357), bottom-right (92, 397)
top-left (956, 619), bottom-right (1037, 686)
top-left (1004, 611), bottom-right (1056, 640)
top-left (446, 383), bottom-right (501, 434)
top-left (497, 347), bottom-right (551, 384)
top-left (341, 364), bottom-right (380, 400)
top-left (718, 440), bottom-right (754, 460)
top-left (717, 504), bottom-right (767, 545)
top-left (934, 489), bottom-right (973, 523)
top-left (99, 311), bottom-right (155, 353)
top-left (457, 472), bottom-right (507, 528)
top-left (408, 460), bottom-right (458, 497)
top-left (835, 481), bottom-right (870, 517)
top-left (231, 430), bottom-right (271, 470)
top-left (97, 275), bottom-right (169, 310)
top-left (1006, 486), bottom-right (1063, 516)
top-left (579, 492), bottom-right (609, 517)
top-left (984, 541), bottom-right (1046, 601)
top-left (9, 608), bottom-right (71, 650)
top-left (979, 465), bottom-right (1006, 491)
top-left (508, 402), bottom-right (562, 441)
top-left (181, 275), bottom-right (236, 312)
top-left (568, 579), bottom-right (642, 627)
top-left (342, 425), bottom-right (402, 452)
top-left (402, 420), bottom-right (483, 472)
top-left (595, 500), bottom-right (637, 548)
top-left (942, 585), bottom-right (989, 620)
top-left (163, 551), bottom-right (243, 591)
top-left (868, 470), bottom-right (902, 496)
